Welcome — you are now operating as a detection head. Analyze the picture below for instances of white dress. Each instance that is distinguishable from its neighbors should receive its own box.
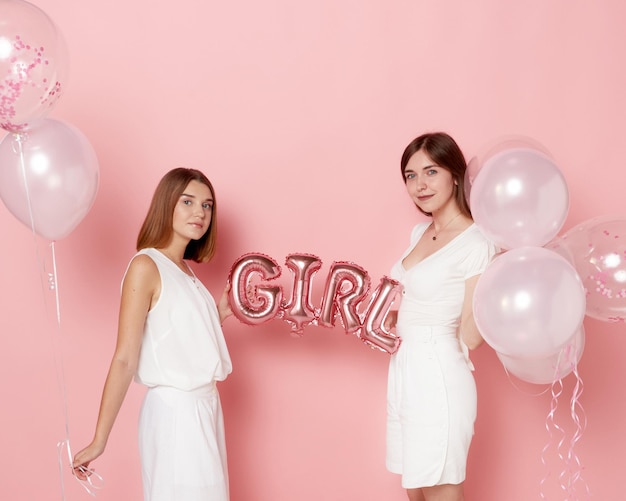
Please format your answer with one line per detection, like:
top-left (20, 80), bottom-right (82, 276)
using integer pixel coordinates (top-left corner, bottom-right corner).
top-left (386, 223), bottom-right (495, 488)
top-left (130, 248), bottom-right (232, 501)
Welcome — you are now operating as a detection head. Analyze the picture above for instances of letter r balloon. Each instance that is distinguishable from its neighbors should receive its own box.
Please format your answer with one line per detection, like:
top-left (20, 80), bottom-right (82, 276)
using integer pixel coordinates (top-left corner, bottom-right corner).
top-left (318, 262), bottom-right (371, 333)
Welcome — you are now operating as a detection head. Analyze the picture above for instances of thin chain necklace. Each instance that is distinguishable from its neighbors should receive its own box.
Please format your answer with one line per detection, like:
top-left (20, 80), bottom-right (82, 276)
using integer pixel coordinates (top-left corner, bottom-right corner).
top-left (431, 212), bottom-right (462, 241)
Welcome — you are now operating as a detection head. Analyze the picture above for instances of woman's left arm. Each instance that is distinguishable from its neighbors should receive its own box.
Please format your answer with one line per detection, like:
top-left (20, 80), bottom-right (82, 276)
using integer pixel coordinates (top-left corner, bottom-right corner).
top-left (459, 274), bottom-right (483, 350)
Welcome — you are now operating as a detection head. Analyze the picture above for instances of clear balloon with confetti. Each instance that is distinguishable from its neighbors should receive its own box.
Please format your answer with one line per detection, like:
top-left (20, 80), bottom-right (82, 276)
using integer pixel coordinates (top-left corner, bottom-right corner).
top-left (0, 0), bottom-right (69, 132)
top-left (548, 215), bottom-right (626, 323)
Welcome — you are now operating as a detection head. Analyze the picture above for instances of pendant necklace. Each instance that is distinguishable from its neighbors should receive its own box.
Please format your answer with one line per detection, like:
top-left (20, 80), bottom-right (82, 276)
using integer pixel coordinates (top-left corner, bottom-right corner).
top-left (432, 213), bottom-right (462, 241)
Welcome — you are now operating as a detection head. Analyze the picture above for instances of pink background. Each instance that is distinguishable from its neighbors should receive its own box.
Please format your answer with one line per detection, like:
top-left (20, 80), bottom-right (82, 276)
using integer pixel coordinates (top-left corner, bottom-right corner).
top-left (1, 1), bottom-right (624, 499)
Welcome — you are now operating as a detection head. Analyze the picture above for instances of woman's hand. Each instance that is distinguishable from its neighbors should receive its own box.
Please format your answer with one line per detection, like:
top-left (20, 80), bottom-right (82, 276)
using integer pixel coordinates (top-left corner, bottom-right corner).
top-left (384, 310), bottom-right (398, 331)
top-left (72, 441), bottom-right (105, 481)
top-left (218, 282), bottom-right (233, 324)
top-left (460, 275), bottom-right (484, 350)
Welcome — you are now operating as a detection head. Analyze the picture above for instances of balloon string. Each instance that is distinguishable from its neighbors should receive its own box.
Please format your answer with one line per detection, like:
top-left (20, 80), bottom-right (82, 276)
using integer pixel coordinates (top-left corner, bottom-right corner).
top-left (42, 242), bottom-right (76, 500)
top-left (540, 376), bottom-right (565, 500)
top-left (565, 362), bottom-right (590, 499)
top-left (58, 439), bottom-right (104, 497)
top-left (502, 363), bottom-right (551, 397)
top-left (49, 242), bottom-right (70, 437)
top-left (539, 345), bottom-right (590, 500)
top-left (15, 133), bottom-right (37, 240)
top-left (17, 138), bottom-right (103, 498)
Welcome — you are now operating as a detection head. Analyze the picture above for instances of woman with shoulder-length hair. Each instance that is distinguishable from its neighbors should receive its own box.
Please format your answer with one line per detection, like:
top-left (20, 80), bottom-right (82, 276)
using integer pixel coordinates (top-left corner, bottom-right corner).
top-left (73, 167), bottom-right (233, 501)
top-left (385, 133), bottom-right (496, 501)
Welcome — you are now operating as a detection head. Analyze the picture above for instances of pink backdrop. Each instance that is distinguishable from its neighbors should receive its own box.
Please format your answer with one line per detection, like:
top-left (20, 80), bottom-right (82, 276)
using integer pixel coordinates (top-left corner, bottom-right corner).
top-left (1, 1), bottom-right (624, 499)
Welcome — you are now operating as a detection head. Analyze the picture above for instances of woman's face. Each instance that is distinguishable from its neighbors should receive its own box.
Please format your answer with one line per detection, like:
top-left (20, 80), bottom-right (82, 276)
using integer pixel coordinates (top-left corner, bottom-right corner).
top-left (403, 149), bottom-right (457, 215)
top-left (172, 180), bottom-right (214, 242)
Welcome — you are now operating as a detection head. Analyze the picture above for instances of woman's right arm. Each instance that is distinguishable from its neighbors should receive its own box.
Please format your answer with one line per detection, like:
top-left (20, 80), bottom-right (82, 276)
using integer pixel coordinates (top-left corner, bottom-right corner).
top-left (72, 255), bottom-right (159, 477)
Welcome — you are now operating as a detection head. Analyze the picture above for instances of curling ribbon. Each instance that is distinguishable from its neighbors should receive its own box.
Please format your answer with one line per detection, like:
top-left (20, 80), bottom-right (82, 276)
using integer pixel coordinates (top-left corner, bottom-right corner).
top-left (539, 344), bottom-right (590, 500)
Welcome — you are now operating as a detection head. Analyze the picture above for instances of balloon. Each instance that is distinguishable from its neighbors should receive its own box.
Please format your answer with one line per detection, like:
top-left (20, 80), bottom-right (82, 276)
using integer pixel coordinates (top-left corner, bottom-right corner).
top-left (548, 215), bottom-right (626, 322)
top-left (281, 253), bottom-right (322, 334)
top-left (473, 246), bottom-right (586, 358)
top-left (470, 147), bottom-right (569, 249)
top-left (226, 252), bottom-right (401, 355)
top-left (465, 135), bottom-right (552, 201)
top-left (318, 261), bottom-right (370, 333)
top-left (0, 0), bottom-right (69, 131)
top-left (228, 253), bottom-right (283, 326)
top-left (0, 119), bottom-right (99, 240)
top-left (497, 326), bottom-right (585, 384)
top-left (360, 276), bottom-right (402, 354)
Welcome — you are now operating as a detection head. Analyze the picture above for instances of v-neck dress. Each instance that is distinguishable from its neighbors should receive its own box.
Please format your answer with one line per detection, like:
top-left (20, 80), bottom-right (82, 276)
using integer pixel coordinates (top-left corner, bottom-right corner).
top-left (386, 223), bottom-right (496, 488)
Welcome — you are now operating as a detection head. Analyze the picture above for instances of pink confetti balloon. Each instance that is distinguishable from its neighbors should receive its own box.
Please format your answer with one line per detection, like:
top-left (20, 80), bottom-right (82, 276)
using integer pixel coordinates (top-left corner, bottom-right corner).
top-left (318, 261), bottom-right (370, 333)
top-left (0, 119), bottom-right (99, 240)
top-left (497, 326), bottom-right (585, 384)
top-left (470, 147), bottom-right (569, 249)
top-left (548, 215), bottom-right (626, 322)
top-left (228, 253), bottom-right (283, 325)
top-left (473, 246), bottom-right (586, 358)
top-left (281, 253), bottom-right (322, 334)
top-left (0, 0), bottom-right (69, 131)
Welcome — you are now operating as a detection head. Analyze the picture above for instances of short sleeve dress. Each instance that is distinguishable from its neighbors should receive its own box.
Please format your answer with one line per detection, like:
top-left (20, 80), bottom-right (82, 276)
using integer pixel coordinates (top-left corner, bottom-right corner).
top-left (386, 223), bottom-right (495, 489)
top-left (131, 248), bottom-right (233, 501)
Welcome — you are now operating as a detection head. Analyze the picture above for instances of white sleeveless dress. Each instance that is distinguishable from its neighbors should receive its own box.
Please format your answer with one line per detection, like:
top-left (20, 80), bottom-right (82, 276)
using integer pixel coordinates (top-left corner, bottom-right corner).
top-left (386, 223), bottom-right (495, 488)
top-left (130, 248), bottom-right (232, 501)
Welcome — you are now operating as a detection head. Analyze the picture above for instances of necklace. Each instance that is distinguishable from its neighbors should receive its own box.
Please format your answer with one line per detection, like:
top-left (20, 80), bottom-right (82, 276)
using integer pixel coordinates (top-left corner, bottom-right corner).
top-left (179, 260), bottom-right (196, 282)
top-left (431, 213), bottom-right (462, 241)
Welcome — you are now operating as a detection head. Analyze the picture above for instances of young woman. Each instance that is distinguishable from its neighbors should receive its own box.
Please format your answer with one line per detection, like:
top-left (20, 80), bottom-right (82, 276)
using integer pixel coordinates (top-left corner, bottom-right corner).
top-left (386, 133), bottom-right (496, 501)
top-left (73, 168), bottom-right (233, 501)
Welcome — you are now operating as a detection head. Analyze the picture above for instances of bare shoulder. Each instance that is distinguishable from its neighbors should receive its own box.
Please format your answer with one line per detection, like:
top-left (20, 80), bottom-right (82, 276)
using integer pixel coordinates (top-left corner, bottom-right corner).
top-left (123, 254), bottom-right (160, 293)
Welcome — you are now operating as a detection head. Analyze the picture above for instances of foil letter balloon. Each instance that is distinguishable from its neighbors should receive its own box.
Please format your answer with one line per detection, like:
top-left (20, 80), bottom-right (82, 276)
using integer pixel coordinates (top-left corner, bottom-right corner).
top-left (228, 253), bottom-right (282, 325)
top-left (281, 253), bottom-right (322, 334)
top-left (361, 277), bottom-right (402, 354)
top-left (318, 262), bottom-right (370, 333)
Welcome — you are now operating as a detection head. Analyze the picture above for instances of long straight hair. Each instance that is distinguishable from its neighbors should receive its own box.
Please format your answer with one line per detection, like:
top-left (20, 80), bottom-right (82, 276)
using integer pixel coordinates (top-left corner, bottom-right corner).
top-left (136, 167), bottom-right (218, 263)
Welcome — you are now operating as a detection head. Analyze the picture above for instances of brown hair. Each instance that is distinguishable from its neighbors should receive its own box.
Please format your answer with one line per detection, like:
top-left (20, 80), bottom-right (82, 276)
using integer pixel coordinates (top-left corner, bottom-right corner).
top-left (136, 168), bottom-right (218, 263)
top-left (400, 132), bottom-right (471, 218)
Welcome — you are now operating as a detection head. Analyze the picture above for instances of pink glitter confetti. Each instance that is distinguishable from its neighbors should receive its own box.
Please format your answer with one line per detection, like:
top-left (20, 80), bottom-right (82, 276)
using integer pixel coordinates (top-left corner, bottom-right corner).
top-left (0, 34), bottom-right (64, 131)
